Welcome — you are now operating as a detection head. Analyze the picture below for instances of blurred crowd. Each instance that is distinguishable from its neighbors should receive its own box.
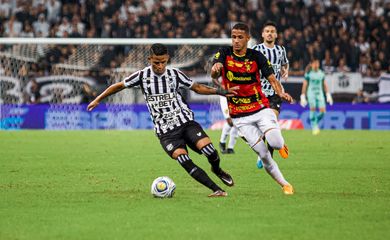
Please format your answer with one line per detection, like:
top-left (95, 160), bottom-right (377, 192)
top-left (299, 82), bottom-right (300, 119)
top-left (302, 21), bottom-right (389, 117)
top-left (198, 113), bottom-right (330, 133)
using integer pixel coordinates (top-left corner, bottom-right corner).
top-left (1, 0), bottom-right (389, 77)
top-left (1, 0), bottom-right (390, 104)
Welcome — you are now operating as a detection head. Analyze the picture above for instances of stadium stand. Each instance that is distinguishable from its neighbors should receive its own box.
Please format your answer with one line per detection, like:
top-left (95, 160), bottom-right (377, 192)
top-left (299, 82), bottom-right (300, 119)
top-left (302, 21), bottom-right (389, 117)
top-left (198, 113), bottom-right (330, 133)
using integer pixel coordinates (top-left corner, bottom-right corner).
top-left (0, 0), bottom-right (389, 104)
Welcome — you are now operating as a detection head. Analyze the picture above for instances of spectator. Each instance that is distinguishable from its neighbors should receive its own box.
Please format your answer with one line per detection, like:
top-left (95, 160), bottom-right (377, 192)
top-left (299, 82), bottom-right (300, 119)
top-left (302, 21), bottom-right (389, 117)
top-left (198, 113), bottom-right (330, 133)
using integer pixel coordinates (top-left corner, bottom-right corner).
top-left (0, 0), bottom-right (389, 84)
top-left (352, 89), bottom-right (370, 104)
top-left (3, 14), bottom-right (22, 37)
top-left (25, 79), bottom-right (41, 104)
top-left (336, 58), bottom-right (351, 73)
top-left (56, 17), bottom-right (72, 37)
top-left (46, 0), bottom-right (61, 23)
top-left (0, 0), bottom-right (11, 19)
top-left (20, 21), bottom-right (34, 38)
top-left (33, 13), bottom-right (50, 37)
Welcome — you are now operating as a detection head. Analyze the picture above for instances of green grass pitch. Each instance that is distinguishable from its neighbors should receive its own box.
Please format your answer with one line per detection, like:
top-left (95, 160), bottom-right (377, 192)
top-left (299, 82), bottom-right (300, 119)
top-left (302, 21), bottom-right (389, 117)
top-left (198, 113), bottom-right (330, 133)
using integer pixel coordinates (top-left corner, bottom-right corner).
top-left (1, 130), bottom-right (389, 240)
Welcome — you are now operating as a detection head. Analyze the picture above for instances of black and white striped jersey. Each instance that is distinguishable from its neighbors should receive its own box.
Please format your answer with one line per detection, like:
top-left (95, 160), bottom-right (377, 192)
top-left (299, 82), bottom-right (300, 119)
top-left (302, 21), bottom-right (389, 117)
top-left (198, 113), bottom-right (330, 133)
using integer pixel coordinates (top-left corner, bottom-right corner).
top-left (252, 43), bottom-right (289, 97)
top-left (123, 66), bottom-right (194, 136)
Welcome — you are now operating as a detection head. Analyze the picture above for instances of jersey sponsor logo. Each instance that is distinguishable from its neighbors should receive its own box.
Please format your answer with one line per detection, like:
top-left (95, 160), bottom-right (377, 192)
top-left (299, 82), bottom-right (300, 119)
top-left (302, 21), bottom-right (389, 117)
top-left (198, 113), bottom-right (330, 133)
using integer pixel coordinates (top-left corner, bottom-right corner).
top-left (230, 96), bottom-right (261, 104)
top-left (232, 103), bottom-right (259, 112)
top-left (162, 108), bottom-right (181, 120)
top-left (226, 71), bottom-right (252, 82)
top-left (160, 119), bottom-right (180, 131)
top-left (148, 93), bottom-right (175, 108)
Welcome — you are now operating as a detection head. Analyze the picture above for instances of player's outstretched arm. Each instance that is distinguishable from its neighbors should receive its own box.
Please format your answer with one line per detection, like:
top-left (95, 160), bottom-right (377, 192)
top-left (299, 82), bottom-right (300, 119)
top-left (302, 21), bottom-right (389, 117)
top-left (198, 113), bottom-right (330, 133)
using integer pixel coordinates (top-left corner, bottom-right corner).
top-left (190, 82), bottom-right (238, 97)
top-left (267, 74), bottom-right (293, 103)
top-left (87, 82), bottom-right (126, 111)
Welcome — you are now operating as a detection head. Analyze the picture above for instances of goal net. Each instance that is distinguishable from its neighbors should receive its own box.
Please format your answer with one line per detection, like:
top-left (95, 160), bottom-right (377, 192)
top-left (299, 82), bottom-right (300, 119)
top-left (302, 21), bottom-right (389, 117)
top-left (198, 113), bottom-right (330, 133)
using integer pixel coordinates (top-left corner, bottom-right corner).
top-left (0, 38), bottom-right (230, 129)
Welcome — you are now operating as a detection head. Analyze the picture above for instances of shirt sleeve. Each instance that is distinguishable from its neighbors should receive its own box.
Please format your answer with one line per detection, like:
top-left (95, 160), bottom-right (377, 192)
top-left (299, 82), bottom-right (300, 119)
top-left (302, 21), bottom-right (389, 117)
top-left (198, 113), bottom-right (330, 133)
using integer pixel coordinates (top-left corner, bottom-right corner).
top-left (281, 46), bottom-right (289, 65)
top-left (257, 51), bottom-right (274, 78)
top-left (252, 44), bottom-right (260, 51)
top-left (175, 69), bottom-right (193, 88)
top-left (211, 47), bottom-right (227, 65)
top-left (304, 72), bottom-right (310, 81)
top-left (123, 70), bottom-right (141, 88)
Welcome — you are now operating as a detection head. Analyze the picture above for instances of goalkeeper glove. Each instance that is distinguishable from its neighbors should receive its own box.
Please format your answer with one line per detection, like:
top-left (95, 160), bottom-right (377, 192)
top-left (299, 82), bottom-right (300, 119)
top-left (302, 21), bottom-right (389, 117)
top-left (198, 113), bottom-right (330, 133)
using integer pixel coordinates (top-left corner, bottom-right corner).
top-left (300, 94), bottom-right (307, 107)
top-left (326, 92), bottom-right (333, 105)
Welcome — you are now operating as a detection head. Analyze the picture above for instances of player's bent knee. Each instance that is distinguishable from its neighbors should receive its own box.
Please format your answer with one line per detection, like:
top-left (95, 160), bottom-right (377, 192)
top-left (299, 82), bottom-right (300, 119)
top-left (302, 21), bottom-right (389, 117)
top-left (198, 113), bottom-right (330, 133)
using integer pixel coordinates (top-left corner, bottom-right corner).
top-left (195, 137), bottom-right (212, 149)
top-left (172, 148), bottom-right (188, 159)
top-left (265, 129), bottom-right (284, 150)
top-left (251, 141), bottom-right (269, 159)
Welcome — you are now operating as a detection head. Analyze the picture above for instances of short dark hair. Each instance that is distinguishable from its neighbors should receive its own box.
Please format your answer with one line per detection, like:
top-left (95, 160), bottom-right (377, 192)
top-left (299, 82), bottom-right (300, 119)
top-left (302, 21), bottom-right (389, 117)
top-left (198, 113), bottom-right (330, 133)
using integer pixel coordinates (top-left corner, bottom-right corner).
top-left (232, 22), bottom-right (250, 34)
top-left (262, 21), bottom-right (278, 31)
top-left (311, 57), bottom-right (320, 62)
top-left (149, 43), bottom-right (168, 56)
top-left (262, 21), bottom-right (277, 31)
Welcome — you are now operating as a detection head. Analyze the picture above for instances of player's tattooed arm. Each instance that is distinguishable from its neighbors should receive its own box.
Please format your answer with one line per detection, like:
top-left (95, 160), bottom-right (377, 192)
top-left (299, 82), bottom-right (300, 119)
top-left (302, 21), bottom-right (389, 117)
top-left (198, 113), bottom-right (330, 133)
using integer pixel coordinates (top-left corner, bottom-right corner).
top-left (190, 82), bottom-right (238, 97)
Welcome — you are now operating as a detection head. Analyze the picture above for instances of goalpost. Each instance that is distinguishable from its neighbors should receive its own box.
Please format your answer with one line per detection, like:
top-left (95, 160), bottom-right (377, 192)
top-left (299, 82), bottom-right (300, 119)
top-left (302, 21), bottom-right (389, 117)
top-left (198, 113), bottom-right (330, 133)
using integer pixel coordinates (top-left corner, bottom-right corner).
top-left (0, 38), bottom-right (230, 129)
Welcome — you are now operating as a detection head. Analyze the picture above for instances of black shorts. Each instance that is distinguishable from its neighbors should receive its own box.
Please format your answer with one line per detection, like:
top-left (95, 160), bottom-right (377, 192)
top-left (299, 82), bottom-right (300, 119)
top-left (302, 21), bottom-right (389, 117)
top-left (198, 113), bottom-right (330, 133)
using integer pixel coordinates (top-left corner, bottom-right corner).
top-left (267, 94), bottom-right (282, 113)
top-left (159, 121), bottom-right (209, 157)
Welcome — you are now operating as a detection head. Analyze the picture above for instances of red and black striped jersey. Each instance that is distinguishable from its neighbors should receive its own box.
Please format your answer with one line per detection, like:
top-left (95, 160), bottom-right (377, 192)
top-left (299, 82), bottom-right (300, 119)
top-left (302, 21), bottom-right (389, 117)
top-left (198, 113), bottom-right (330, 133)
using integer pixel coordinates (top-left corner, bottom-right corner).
top-left (212, 47), bottom-right (274, 118)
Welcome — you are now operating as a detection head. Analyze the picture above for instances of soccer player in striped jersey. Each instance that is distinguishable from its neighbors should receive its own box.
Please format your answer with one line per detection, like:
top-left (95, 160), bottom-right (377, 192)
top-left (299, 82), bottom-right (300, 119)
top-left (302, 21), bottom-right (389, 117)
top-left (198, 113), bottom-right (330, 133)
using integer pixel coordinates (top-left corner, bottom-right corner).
top-left (252, 21), bottom-right (289, 169)
top-left (211, 23), bottom-right (294, 195)
top-left (87, 43), bottom-right (238, 197)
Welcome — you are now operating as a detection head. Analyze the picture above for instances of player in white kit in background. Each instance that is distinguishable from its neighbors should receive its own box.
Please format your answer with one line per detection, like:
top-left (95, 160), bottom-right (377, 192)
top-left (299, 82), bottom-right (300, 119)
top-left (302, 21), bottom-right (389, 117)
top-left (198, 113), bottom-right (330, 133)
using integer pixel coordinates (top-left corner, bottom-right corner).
top-left (218, 96), bottom-right (238, 154)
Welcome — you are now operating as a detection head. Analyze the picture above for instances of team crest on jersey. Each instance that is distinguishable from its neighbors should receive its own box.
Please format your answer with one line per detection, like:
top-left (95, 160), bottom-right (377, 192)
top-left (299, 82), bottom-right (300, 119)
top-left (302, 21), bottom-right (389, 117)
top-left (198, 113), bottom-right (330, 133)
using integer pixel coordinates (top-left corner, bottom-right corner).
top-left (167, 76), bottom-right (176, 89)
top-left (245, 63), bottom-right (252, 72)
top-left (214, 52), bottom-right (220, 59)
top-left (166, 143), bottom-right (174, 151)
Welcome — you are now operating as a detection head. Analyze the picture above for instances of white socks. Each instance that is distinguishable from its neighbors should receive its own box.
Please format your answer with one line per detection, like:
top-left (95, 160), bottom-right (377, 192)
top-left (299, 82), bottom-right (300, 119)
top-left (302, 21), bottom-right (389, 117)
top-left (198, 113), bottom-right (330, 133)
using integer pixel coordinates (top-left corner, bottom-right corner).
top-left (220, 121), bottom-right (231, 143)
top-left (252, 138), bottom-right (289, 187)
top-left (220, 122), bottom-right (238, 149)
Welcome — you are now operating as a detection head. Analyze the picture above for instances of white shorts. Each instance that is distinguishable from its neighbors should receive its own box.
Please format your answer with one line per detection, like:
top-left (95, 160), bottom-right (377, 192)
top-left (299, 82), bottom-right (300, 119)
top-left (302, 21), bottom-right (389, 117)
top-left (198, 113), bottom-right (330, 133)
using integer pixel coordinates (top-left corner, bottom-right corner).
top-left (219, 96), bottom-right (230, 119)
top-left (232, 108), bottom-right (279, 147)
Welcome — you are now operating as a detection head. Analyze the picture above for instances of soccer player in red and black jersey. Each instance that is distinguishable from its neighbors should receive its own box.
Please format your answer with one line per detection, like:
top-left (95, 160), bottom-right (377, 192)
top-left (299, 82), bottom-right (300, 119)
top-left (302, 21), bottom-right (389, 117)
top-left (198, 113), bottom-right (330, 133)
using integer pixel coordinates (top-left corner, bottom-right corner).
top-left (211, 23), bottom-right (294, 195)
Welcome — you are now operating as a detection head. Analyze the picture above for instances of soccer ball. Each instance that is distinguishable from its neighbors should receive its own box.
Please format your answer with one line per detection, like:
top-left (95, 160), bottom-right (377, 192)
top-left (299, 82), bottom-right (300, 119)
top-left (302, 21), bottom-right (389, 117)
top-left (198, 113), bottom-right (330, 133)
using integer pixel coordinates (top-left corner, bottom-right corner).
top-left (151, 176), bottom-right (176, 198)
